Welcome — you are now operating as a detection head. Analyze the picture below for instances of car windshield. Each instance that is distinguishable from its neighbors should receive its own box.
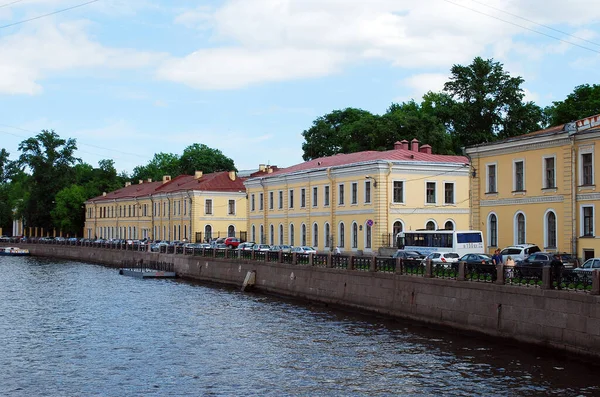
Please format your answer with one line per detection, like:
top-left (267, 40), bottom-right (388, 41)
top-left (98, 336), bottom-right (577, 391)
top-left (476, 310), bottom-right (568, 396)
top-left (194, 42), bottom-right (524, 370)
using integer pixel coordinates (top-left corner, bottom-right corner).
top-left (406, 251), bottom-right (420, 256)
top-left (445, 253), bottom-right (460, 258)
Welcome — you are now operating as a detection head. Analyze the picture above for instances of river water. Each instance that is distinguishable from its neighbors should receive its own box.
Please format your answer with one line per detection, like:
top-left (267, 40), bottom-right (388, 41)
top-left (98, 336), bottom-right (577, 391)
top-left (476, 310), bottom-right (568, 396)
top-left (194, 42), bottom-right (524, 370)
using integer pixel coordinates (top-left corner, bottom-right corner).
top-left (0, 256), bottom-right (598, 397)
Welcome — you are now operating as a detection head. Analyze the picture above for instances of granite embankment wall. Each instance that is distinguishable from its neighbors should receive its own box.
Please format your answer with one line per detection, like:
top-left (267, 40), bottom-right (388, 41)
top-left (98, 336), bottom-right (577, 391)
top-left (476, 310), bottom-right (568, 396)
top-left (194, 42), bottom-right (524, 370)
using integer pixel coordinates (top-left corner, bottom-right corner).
top-left (10, 244), bottom-right (600, 359)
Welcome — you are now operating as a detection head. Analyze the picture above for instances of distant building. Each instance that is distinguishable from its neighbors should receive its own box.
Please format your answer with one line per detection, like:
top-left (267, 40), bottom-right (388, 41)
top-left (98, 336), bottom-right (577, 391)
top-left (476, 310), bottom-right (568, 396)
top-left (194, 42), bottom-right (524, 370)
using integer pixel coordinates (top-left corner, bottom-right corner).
top-left (466, 114), bottom-right (600, 260)
top-left (84, 171), bottom-right (247, 242)
top-left (244, 140), bottom-right (471, 253)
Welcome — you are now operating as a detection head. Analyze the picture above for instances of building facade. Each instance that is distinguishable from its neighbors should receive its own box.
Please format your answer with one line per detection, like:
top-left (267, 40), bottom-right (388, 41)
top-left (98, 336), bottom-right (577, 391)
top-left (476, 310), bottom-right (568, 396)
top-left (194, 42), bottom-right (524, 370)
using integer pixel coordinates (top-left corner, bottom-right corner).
top-left (244, 140), bottom-right (471, 253)
top-left (466, 114), bottom-right (600, 260)
top-left (84, 171), bottom-right (247, 242)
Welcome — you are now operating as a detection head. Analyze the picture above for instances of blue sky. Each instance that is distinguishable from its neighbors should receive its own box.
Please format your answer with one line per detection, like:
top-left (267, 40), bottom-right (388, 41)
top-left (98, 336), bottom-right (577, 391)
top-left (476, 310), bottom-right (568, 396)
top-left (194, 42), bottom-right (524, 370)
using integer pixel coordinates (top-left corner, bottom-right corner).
top-left (1, 0), bottom-right (599, 174)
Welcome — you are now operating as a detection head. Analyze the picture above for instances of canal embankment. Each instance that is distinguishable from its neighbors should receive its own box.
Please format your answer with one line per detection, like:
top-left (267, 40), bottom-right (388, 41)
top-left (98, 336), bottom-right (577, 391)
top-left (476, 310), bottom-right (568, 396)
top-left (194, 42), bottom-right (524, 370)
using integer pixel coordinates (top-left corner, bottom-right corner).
top-left (5, 243), bottom-right (600, 360)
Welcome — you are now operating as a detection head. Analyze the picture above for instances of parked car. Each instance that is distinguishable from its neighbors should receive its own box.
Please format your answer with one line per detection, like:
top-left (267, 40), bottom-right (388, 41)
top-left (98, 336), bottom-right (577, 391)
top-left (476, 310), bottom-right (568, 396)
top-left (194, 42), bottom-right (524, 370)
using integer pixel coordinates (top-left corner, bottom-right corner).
top-left (270, 245), bottom-right (292, 253)
top-left (500, 244), bottom-right (541, 263)
top-left (238, 242), bottom-right (255, 251)
top-left (392, 250), bottom-right (425, 260)
top-left (558, 253), bottom-right (580, 269)
top-left (252, 244), bottom-right (271, 252)
top-left (0, 236), bottom-right (11, 242)
top-left (291, 246), bottom-right (317, 254)
top-left (574, 258), bottom-right (600, 275)
top-left (421, 252), bottom-right (460, 266)
top-left (458, 253), bottom-right (493, 266)
top-left (224, 237), bottom-right (241, 249)
top-left (515, 252), bottom-right (555, 267)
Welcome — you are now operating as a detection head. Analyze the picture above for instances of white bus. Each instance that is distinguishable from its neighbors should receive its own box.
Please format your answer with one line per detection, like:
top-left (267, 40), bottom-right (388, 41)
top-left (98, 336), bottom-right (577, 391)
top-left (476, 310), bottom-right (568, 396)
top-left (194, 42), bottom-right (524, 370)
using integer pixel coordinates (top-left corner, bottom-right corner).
top-left (396, 230), bottom-right (485, 257)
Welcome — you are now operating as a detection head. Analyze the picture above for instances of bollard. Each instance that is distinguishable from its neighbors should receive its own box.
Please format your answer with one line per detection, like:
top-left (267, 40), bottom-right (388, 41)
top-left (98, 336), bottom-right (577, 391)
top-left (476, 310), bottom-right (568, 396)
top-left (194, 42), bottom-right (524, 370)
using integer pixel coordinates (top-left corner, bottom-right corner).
top-left (395, 258), bottom-right (402, 274)
top-left (292, 252), bottom-right (297, 265)
top-left (495, 264), bottom-right (505, 285)
top-left (309, 253), bottom-right (314, 266)
top-left (424, 259), bottom-right (433, 278)
top-left (327, 253), bottom-right (333, 268)
top-left (348, 255), bottom-right (354, 271)
top-left (457, 261), bottom-right (466, 281)
top-left (369, 256), bottom-right (377, 272)
top-left (542, 266), bottom-right (552, 289)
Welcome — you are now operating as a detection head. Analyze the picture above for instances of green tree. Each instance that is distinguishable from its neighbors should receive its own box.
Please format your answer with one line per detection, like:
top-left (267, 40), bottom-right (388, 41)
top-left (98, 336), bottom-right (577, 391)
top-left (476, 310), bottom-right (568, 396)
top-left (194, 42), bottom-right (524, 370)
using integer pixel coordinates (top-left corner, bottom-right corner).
top-left (443, 57), bottom-right (544, 150)
top-left (51, 184), bottom-right (87, 236)
top-left (131, 152), bottom-right (180, 182)
top-left (545, 84), bottom-right (600, 125)
top-left (17, 130), bottom-right (79, 232)
top-left (179, 143), bottom-right (236, 175)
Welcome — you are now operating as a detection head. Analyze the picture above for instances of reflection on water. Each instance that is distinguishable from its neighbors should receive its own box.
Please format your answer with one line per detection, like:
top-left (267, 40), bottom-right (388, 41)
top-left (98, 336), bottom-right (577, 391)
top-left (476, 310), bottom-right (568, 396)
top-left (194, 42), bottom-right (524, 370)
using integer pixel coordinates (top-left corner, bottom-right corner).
top-left (0, 256), bottom-right (598, 396)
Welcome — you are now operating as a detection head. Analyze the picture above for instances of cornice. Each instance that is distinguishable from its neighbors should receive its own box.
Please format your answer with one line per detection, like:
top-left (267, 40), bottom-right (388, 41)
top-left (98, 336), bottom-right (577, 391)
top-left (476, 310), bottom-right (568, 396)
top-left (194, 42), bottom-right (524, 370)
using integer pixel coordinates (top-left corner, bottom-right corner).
top-left (577, 193), bottom-right (600, 201)
top-left (480, 195), bottom-right (565, 207)
top-left (389, 208), bottom-right (469, 214)
top-left (467, 137), bottom-right (571, 159)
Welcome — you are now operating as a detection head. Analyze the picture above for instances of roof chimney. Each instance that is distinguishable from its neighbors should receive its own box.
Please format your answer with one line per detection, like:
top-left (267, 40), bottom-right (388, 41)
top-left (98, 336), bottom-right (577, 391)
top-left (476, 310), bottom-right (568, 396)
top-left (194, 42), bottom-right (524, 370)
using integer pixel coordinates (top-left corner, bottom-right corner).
top-left (401, 140), bottom-right (409, 150)
top-left (102, 192), bottom-right (107, 197)
top-left (228, 170), bottom-right (236, 181)
top-left (419, 144), bottom-right (432, 154)
top-left (138, 179), bottom-right (143, 184)
top-left (259, 164), bottom-right (266, 172)
top-left (125, 182), bottom-right (131, 187)
top-left (411, 138), bottom-right (419, 152)
top-left (162, 175), bottom-right (171, 184)
top-left (394, 141), bottom-right (403, 150)
top-left (194, 171), bottom-right (203, 179)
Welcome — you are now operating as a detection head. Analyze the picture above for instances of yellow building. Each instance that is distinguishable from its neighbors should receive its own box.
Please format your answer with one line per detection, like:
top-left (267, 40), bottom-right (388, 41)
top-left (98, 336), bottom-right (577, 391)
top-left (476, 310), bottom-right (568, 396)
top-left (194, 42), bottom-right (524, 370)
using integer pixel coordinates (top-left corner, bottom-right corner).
top-left (466, 114), bottom-right (600, 260)
top-left (84, 171), bottom-right (247, 242)
top-left (244, 139), bottom-right (471, 253)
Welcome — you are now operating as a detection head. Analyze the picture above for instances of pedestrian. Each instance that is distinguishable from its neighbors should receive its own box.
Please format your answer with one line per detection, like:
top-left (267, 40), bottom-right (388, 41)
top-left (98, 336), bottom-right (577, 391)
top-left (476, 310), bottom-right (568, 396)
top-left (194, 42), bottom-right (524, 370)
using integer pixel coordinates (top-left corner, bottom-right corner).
top-left (492, 249), bottom-right (502, 266)
top-left (550, 254), bottom-right (564, 290)
top-left (334, 246), bottom-right (341, 256)
top-left (505, 255), bottom-right (515, 279)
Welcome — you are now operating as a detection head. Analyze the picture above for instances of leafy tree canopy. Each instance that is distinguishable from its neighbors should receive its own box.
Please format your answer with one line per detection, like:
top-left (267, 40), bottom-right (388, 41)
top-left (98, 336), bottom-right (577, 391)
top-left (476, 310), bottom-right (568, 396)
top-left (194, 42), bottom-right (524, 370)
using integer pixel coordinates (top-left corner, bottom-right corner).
top-left (545, 84), bottom-right (600, 126)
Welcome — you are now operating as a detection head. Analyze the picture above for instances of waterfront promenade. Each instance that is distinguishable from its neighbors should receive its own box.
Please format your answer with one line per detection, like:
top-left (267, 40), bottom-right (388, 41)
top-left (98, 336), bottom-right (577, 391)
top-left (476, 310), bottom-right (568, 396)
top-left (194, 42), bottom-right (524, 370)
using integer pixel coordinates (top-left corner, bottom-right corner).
top-left (2, 240), bottom-right (600, 361)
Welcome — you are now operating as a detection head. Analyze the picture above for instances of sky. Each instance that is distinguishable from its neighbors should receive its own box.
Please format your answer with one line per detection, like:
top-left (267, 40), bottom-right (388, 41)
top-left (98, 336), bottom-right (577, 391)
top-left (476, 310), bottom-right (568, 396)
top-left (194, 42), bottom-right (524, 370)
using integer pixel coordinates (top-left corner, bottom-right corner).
top-left (0, 0), bottom-right (599, 175)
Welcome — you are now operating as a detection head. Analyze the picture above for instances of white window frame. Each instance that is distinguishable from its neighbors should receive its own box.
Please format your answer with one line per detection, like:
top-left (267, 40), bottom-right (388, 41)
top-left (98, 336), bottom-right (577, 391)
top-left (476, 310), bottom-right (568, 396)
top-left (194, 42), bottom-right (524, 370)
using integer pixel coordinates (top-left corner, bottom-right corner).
top-left (338, 221), bottom-right (345, 248)
top-left (443, 219), bottom-right (455, 230)
top-left (289, 189), bottom-right (294, 209)
top-left (324, 222), bottom-right (330, 248)
top-left (259, 193), bottom-right (264, 211)
top-left (513, 159), bottom-right (526, 192)
top-left (542, 155), bottom-right (556, 189)
top-left (269, 191), bottom-right (274, 210)
top-left (543, 209), bottom-right (558, 249)
top-left (300, 188), bottom-right (306, 208)
top-left (228, 199), bottom-right (236, 215)
top-left (364, 180), bottom-right (371, 204)
top-left (425, 181), bottom-right (437, 205)
top-left (513, 211), bottom-right (526, 245)
top-left (580, 204), bottom-right (595, 237)
top-left (279, 224), bottom-right (284, 245)
top-left (338, 183), bottom-right (345, 206)
top-left (205, 199), bottom-right (213, 215)
top-left (278, 190), bottom-right (283, 209)
top-left (443, 181), bottom-right (455, 205)
top-left (579, 147), bottom-right (595, 186)
top-left (351, 183), bottom-right (358, 205)
top-left (251, 194), bottom-right (256, 212)
top-left (425, 219), bottom-right (437, 230)
top-left (487, 212), bottom-right (498, 248)
top-left (312, 222), bottom-right (319, 247)
top-left (324, 185), bottom-right (330, 207)
top-left (392, 180), bottom-right (405, 204)
top-left (312, 186), bottom-right (318, 208)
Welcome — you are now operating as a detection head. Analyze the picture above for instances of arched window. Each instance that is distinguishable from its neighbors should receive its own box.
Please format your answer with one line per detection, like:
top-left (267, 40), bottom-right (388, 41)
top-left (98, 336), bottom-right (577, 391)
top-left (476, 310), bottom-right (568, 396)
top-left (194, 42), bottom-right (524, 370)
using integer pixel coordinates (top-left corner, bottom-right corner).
top-left (279, 224), bottom-right (284, 245)
top-left (251, 225), bottom-right (256, 242)
top-left (260, 225), bottom-right (264, 244)
top-left (365, 223), bottom-right (372, 249)
top-left (184, 225), bottom-right (187, 240)
top-left (546, 211), bottom-right (557, 248)
top-left (289, 224), bottom-right (295, 246)
top-left (352, 222), bottom-right (358, 248)
top-left (228, 225), bottom-right (235, 237)
top-left (313, 223), bottom-right (319, 247)
top-left (393, 221), bottom-right (403, 236)
top-left (301, 224), bottom-right (307, 246)
top-left (515, 212), bottom-right (526, 244)
top-left (205, 225), bottom-right (212, 242)
top-left (426, 221), bottom-right (436, 230)
top-left (339, 222), bottom-right (345, 248)
top-left (324, 223), bottom-right (330, 248)
top-left (270, 224), bottom-right (274, 245)
top-left (444, 220), bottom-right (454, 230)
top-left (488, 213), bottom-right (498, 247)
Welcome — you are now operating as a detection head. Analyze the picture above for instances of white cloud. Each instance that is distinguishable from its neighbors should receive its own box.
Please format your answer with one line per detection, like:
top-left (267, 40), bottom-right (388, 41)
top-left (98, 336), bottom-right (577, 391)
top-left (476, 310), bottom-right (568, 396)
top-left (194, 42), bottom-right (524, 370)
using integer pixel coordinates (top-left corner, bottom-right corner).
top-left (160, 0), bottom-right (600, 90)
top-left (400, 73), bottom-right (449, 101)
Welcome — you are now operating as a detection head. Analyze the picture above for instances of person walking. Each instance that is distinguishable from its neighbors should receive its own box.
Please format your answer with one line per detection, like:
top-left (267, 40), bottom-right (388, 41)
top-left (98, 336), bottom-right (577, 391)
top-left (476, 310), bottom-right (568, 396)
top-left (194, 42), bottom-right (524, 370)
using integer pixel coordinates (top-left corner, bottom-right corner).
top-left (334, 246), bottom-right (341, 256)
top-left (492, 249), bottom-right (502, 266)
top-left (505, 255), bottom-right (515, 279)
top-left (550, 254), bottom-right (564, 290)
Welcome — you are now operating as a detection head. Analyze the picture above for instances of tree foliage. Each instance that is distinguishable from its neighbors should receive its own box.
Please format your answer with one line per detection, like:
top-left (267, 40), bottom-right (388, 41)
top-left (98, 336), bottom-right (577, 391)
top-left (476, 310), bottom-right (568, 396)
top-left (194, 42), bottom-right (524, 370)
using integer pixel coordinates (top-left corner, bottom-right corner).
top-left (545, 84), bottom-right (600, 126)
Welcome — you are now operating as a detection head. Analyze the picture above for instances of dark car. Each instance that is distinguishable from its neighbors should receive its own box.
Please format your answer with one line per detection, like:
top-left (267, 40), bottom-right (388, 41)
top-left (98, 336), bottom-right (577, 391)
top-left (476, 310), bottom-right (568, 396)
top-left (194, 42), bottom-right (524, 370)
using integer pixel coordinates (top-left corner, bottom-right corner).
top-left (392, 250), bottom-right (425, 260)
top-left (515, 252), bottom-right (554, 267)
top-left (459, 253), bottom-right (493, 266)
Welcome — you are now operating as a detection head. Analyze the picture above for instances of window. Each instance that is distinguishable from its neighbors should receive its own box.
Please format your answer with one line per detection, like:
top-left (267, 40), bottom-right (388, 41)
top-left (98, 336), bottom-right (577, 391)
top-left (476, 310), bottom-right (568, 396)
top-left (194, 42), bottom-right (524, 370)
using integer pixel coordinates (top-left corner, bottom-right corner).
top-left (339, 184), bottom-right (345, 205)
top-left (324, 186), bottom-right (330, 207)
top-left (301, 188), bottom-right (306, 208)
top-left (546, 211), bottom-right (557, 248)
top-left (352, 222), bottom-right (358, 248)
top-left (583, 206), bottom-right (594, 236)
top-left (259, 193), bottom-right (264, 211)
top-left (228, 199), bottom-right (235, 215)
top-left (270, 224), bottom-right (274, 245)
top-left (313, 223), bottom-right (319, 247)
top-left (251, 225), bottom-right (256, 242)
top-left (426, 221), bottom-right (436, 230)
top-left (312, 187), bottom-right (318, 207)
top-left (278, 191), bottom-right (283, 209)
top-left (279, 224), bottom-right (284, 245)
top-left (516, 213), bottom-right (526, 244)
top-left (444, 183), bottom-right (454, 204)
top-left (301, 224), bottom-right (307, 246)
top-left (582, 153), bottom-right (593, 185)
top-left (205, 199), bottom-right (213, 215)
top-left (260, 225), bottom-right (264, 244)
top-left (289, 189), bottom-right (294, 209)
top-left (324, 223), bottom-right (330, 248)
top-left (514, 160), bottom-right (524, 191)
top-left (228, 225), bottom-right (235, 237)
top-left (393, 181), bottom-right (404, 203)
top-left (205, 225), bottom-right (212, 241)
top-left (365, 181), bottom-right (371, 203)
top-left (489, 214), bottom-right (498, 247)
top-left (393, 221), bottom-right (403, 237)
top-left (184, 199), bottom-right (187, 215)
top-left (426, 182), bottom-right (436, 204)
top-left (544, 157), bottom-right (556, 189)
top-left (269, 191), bottom-right (274, 210)
top-left (365, 224), bottom-right (372, 249)
top-left (289, 224), bottom-right (295, 246)
top-left (444, 220), bottom-right (454, 230)
top-left (351, 183), bottom-right (358, 204)
top-left (339, 222), bottom-right (345, 247)
top-left (251, 194), bottom-right (255, 211)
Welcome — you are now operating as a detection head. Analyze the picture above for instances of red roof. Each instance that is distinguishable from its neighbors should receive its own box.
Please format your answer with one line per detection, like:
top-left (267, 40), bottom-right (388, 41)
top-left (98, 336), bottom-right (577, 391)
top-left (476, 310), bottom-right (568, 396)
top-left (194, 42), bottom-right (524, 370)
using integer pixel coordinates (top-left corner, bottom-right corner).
top-left (87, 171), bottom-right (245, 202)
top-left (258, 148), bottom-right (468, 178)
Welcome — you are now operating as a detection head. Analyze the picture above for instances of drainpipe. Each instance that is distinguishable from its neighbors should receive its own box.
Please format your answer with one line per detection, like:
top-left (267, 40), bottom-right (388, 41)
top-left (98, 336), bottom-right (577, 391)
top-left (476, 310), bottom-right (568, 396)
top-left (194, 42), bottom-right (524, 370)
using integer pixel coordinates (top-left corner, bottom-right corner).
top-left (186, 191), bottom-right (193, 242)
top-left (150, 195), bottom-right (155, 240)
top-left (571, 133), bottom-right (577, 256)
top-left (386, 162), bottom-right (393, 247)
top-left (326, 167), bottom-right (334, 250)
